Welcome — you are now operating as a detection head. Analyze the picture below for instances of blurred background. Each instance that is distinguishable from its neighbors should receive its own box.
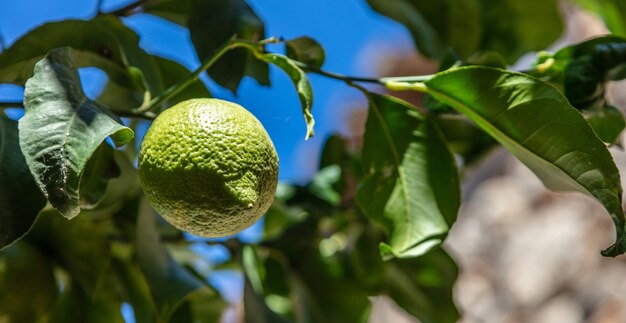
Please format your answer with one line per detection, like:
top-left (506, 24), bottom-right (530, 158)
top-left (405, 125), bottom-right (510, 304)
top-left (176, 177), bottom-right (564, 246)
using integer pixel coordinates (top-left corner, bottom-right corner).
top-left (2, 1), bottom-right (626, 322)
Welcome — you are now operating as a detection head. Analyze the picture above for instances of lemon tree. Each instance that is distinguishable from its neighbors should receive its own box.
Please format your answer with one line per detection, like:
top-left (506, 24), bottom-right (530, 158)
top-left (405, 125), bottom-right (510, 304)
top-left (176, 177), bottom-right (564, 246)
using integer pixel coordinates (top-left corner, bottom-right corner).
top-left (1, 1), bottom-right (626, 322)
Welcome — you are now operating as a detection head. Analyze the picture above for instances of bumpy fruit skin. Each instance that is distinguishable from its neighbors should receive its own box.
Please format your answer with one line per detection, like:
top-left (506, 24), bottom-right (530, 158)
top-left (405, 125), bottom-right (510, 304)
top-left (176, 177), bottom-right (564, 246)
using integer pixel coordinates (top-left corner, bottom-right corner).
top-left (138, 98), bottom-right (279, 237)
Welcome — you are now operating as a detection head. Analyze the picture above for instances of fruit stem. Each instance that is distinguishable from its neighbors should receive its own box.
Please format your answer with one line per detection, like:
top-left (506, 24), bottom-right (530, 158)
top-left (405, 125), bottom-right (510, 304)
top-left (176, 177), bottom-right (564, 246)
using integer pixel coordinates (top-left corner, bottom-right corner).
top-left (143, 36), bottom-right (237, 112)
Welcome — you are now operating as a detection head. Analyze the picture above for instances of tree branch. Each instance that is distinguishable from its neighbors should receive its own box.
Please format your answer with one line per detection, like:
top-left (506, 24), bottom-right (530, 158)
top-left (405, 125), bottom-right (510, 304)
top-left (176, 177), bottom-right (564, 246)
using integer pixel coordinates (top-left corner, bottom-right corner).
top-left (292, 61), bottom-right (383, 84)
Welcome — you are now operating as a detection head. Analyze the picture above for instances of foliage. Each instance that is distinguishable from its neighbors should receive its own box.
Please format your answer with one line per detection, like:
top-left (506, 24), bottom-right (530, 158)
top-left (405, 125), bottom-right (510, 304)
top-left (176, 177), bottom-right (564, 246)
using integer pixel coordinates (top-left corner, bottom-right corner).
top-left (1, 0), bottom-right (626, 322)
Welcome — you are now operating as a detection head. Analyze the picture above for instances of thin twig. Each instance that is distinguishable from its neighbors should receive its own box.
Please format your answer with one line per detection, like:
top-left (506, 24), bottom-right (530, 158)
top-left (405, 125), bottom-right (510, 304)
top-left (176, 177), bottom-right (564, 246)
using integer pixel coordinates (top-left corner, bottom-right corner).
top-left (292, 61), bottom-right (383, 84)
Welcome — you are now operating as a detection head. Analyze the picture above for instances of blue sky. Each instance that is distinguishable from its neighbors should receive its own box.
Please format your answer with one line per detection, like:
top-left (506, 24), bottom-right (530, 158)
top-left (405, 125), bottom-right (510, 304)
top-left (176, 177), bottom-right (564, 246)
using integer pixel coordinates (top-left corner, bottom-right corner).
top-left (0, 0), bottom-right (410, 320)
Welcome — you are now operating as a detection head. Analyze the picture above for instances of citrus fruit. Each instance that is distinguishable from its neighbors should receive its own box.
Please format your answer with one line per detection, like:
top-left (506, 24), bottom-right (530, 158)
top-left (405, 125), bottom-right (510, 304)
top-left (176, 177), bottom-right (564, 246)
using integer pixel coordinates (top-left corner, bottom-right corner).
top-left (138, 98), bottom-right (279, 237)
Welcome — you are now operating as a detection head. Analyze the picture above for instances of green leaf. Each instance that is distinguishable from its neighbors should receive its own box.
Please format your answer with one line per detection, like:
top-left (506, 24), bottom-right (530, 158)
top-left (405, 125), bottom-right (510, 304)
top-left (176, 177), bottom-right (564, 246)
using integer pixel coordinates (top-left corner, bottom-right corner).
top-left (97, 15), bottom-right (164, 96)
top-left (366, 0), bottom-right (481, 58)
top-left (0, 16), bottom-right (160, 98)
top-left (356, 93), bottom-right (460, 258)
top-left (548, 36), bottom-right (626, 110)
top-left (97, 78), bottom-right (144, 112)
top-left (136, 197), bottom-right (210, 322)
top-left (290, 250), bottom-right (371, 323)
top-left (78, 143), bottom-right (120, 209)
top-left (27, 210), bottom-right (112, 295)
top-left (263, 185), bottom-right (308, 241)
top-left (0, 116), bottom-right (46, 249)
top-left (308, 165), bottom-right (342, 206)
top-left (243, 276), bottom-right (291, 323)
top-left (286, 37), bottom-right (326, 69)
top-left (366, 0), bottom-right (561, 62)
top-left (319, 135), bottom-right (347, 169)
top-left (254, 53), bottom-right (315, 139)
top-left (433, 114), bottom-right (497, 165)
top-left (113, 258), bottom-right (156, 323)
top-left (188, 0), bottom-right (267, 92)
top-left (169, 287), bottom-right (227, 323)
top-left (350, 225), bottom-right (384, 288)
top-left (19, 48), bottom-right (133, 219)
top-left (153, 56), bottom-right (212, 106)
top-left (586, 106), bottom-right (625, 145)
top-left (383, 248), bottom-right (459, 323)
top-left (424, 66), bottom-right (625, 256)
top-left (144, 0), bottom-right (193, 25)
top-left (0, 241), bottom-right (58, 322)
top-left (47, 276), bottom-right (124, 323)
top-left (478, 0), bottom-right (562, 62)
top-left (241, 245), bottom-right (291, 323)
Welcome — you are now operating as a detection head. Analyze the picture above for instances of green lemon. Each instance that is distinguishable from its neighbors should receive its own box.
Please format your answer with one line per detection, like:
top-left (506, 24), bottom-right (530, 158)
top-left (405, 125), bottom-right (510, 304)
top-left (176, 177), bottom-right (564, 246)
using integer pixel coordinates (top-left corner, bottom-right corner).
top-left (138, 98), bottom-right (279, 237)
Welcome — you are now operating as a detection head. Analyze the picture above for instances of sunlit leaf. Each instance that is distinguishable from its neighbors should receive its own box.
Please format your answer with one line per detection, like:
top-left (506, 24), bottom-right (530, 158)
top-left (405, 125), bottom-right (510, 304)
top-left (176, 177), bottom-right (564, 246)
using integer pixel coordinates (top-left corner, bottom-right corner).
top-left (424, 66), bottom-right (625, 256)
top-left (0, 116), bottom-right (46, 249)
top-left (357, 93), bottom-right (460, 258)
top-left (19, 48), bottom-right (133, 218)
